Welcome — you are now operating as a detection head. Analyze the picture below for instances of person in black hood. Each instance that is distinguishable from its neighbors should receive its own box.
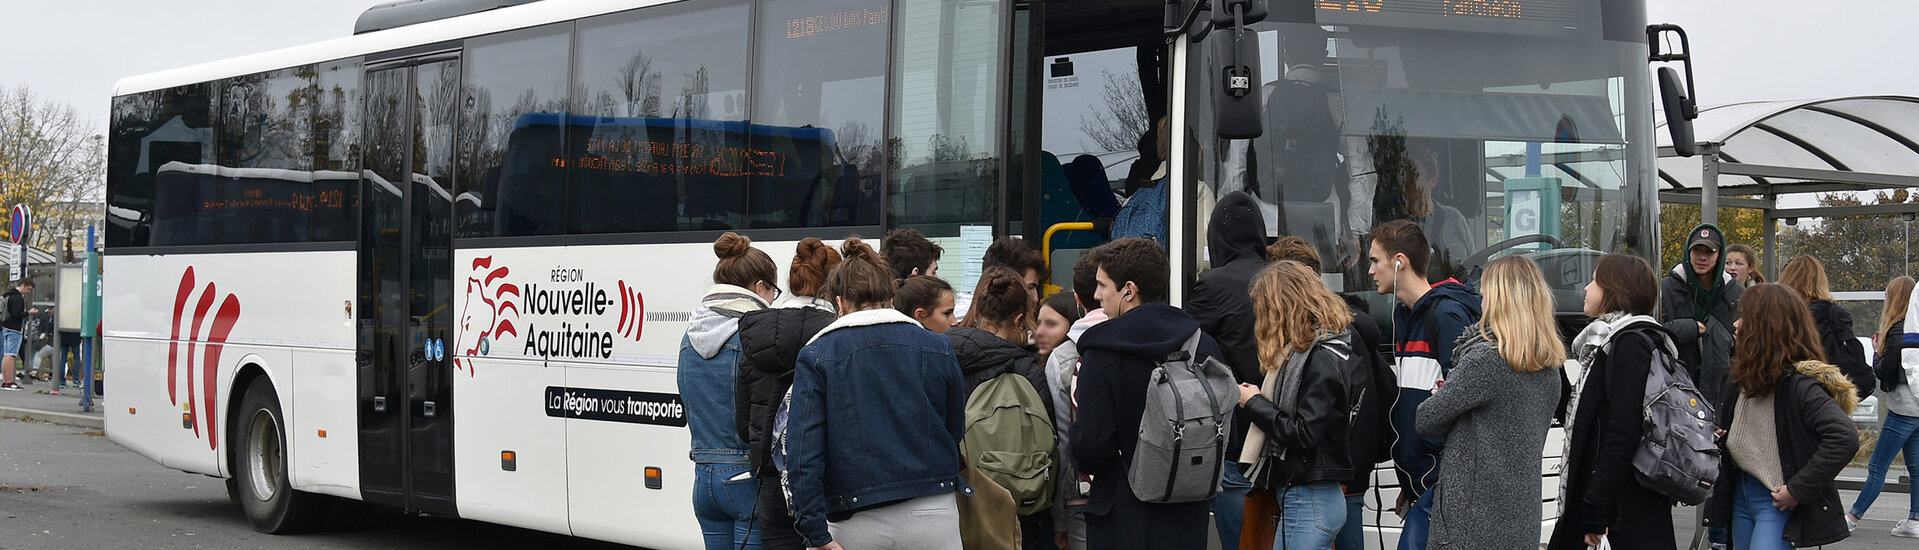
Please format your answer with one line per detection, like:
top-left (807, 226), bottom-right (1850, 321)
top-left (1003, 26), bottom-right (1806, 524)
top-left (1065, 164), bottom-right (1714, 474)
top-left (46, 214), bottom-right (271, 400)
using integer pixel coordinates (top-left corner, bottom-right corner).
top-left (1660, 223), bottom-right (1743, 406)
top-left (1184, 191), bottom-right (1264, 549)
top-left (734, 238), bottom-right (840, 550)
top-left (948, 266), bottom-right (1056, 550)
top-left (1071, 238), bottom-right (1223, 550)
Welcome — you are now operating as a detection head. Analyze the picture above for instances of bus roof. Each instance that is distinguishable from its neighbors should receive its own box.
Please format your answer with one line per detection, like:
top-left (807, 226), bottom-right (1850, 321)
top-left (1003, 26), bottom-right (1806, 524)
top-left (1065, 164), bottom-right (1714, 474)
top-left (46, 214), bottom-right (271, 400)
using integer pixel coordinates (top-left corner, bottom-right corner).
top-left (113, 0), bottom-right (674, 98)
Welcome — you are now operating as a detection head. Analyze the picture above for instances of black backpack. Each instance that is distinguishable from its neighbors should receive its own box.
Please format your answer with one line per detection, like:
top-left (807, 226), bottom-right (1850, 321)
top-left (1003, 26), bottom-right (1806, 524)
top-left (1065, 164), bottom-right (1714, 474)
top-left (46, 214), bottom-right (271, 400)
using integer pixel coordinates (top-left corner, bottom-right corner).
top-left (1814, 302), bottom-right (1873, 399)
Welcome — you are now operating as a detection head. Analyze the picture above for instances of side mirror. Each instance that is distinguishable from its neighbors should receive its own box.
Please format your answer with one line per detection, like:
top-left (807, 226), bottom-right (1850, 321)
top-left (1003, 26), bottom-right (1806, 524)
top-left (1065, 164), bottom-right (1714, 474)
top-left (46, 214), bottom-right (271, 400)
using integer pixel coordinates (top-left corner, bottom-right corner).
top-left (1210, 0), bottom-right (1268, 27)
top-left (1213, 29), bottom-right (1263, 139)
top-left (1658, 67), bottom-right (1696, 158)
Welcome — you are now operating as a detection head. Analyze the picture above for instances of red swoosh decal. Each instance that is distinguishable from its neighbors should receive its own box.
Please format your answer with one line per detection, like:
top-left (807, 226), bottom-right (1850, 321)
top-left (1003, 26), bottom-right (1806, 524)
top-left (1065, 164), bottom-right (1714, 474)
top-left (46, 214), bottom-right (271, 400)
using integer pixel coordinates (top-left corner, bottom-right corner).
top-left (495, 320), bottom-right (518, 339)
top-left (617, 281), bottom-right (631, 334)
top-left (203, 295), bottom-right (241, 451)
top-left (169, 268), bottom-right (196, 405)
top-left (186, 283), bottom-right (218, 438)
top-left (484, 267), bottom-right (510, 289)
top-left (471, 257), bottom-right (492, 270)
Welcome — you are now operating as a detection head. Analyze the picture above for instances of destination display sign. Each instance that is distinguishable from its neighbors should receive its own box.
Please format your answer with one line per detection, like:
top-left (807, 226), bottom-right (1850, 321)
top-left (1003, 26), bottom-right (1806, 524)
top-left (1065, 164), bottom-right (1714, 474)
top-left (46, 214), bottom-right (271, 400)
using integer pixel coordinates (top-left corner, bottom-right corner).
top-left (1317, 0), bottom-right (1584, 34)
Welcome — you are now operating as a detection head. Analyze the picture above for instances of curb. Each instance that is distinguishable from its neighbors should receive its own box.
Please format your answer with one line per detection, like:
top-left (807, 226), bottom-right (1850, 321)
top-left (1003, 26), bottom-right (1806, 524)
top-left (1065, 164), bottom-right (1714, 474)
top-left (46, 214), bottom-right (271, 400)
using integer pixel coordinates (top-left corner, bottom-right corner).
top-left (0, 405), bottom-right (104, 429)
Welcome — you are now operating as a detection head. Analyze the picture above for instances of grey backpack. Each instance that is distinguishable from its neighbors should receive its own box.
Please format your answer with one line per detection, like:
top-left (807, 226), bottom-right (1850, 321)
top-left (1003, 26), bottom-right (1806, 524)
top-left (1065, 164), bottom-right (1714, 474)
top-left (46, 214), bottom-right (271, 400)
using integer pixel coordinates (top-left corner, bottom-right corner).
top-left (1128, 329), bottom-right (1237, 503)
top-left (1613, 328), bottom-right (1720, 505)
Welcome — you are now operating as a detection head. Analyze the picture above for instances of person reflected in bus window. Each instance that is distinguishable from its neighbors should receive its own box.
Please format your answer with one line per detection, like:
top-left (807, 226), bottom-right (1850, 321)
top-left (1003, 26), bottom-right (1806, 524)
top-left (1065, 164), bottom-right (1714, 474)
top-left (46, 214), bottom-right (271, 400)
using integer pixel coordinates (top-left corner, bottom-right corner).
top-left (1707, 284), bottom-right (1859, 550)
top-left (1416, 255), bottom-right (1564, 550)
top-left (948, 266), bottom-right (1057, 550)
top-left (1662, 223), bottom-right (1743, 409)
top-left (1850, 275), bottom-right (1919, 537)
top-left (1365, 220), bottom-right (1482, 550)
top-left (1725, 243), bottom-right (1764, 287)
top-left (783, 237), bottom-right (966, 550)
top-left (1780, 255), bottom-right (1875, 397)
top-left (678, 232), bottom-right (778, 550)
top-left (1549, 253), bottom-right (1677, 550)
top-left (1234, 260), bottom-right (1358, 550)
top-left (882, 228), bottom-right (943, 280)
top-left (895, 275), bottom-right (957, 334)
top-left (736, 237), bottom-right (842, 550)
top-left (1266, 236), bottom-right (1394, 550)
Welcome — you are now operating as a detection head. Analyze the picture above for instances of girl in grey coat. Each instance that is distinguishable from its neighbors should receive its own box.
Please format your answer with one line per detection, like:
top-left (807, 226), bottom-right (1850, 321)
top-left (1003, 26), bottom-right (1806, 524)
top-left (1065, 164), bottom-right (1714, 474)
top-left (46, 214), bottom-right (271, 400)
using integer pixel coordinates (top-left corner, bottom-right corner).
top-left (1416, 256), bottom-right (1564, 550)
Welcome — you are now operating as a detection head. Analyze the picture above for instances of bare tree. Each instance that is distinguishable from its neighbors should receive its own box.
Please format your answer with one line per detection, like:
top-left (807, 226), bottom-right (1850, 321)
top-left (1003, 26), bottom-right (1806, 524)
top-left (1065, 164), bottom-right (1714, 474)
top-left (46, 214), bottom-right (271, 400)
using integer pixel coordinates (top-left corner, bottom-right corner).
top-left (0, 85), bottom-right (106, 255)
top-left (1078, 65), bottom-right (1150, 152)
top-left (617, 52), bottom-right (663, 118)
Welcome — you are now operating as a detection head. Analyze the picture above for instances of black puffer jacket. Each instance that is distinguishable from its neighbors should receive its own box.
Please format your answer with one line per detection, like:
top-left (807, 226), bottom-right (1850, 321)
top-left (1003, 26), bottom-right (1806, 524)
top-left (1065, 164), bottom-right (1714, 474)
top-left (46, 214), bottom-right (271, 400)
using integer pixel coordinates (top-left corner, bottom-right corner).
top-left (1660, 265), bottom-right (1742, 405)
top-left (1239, 331), bottom-right (1358, 489)
top-left (735, 305), bottom-right (835, 477)
top-left (946, 327), bottom-right (1056, 421)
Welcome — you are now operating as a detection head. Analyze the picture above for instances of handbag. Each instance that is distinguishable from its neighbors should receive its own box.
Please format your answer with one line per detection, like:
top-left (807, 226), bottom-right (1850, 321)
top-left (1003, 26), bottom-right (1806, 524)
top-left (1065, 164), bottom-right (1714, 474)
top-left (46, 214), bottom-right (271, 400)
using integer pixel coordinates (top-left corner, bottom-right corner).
top-left (956, 455), bottom-right (1021, 550)
top-left (1240, 487), bottom-right (1280, 550)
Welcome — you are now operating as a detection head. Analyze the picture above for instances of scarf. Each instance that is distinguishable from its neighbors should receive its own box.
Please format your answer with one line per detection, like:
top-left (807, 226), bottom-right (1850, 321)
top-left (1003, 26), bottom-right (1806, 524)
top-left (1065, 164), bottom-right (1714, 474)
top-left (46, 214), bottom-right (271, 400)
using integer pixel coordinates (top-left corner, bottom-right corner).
top-left (1556, 312), bottom-right (1661, 516)
top-left (1239, 330), bottom-right (1352, 469)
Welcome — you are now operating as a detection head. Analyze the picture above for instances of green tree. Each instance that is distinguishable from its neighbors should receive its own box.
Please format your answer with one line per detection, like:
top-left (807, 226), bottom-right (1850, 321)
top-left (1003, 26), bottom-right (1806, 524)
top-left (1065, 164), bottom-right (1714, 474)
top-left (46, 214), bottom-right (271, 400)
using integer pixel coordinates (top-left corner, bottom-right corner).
top-left (1778, 190), bottom-right (1917, 292)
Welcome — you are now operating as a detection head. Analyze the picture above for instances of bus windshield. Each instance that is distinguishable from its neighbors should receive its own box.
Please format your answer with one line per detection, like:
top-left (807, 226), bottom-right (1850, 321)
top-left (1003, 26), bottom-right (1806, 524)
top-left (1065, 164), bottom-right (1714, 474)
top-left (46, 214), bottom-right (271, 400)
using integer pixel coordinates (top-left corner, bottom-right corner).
top-left (1186, 2), bottom-right (1657, 326)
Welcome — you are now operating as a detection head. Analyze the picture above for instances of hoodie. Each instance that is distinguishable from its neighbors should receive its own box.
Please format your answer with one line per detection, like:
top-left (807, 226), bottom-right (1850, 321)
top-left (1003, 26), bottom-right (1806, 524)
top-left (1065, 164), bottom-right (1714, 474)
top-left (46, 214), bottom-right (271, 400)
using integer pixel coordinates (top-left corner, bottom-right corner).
top-left (678, 284), bottom-right (769, 464)
top-left (1070, 303), bottom-right (1224, 521)
top-left (1188, 191), bottom-right (1268, 461)
top-left (1389, 279), bottom-right (1482, 498)
top-left (1661, 230), bottom-right (1743, 405)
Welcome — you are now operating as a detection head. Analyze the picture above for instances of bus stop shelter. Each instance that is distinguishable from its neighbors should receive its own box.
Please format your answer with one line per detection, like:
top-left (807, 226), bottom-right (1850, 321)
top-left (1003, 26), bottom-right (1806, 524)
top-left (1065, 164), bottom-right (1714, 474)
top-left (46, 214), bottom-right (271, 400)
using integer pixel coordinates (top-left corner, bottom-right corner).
top-left (1656, 95), bottom-right (1919, 279)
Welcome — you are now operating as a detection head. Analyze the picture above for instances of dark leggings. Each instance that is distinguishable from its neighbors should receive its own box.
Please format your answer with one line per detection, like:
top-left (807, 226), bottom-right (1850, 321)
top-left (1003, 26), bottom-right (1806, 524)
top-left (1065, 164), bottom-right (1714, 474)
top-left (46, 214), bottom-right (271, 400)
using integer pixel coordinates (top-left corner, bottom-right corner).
top-left (756, 477), bottom-right (805, 550)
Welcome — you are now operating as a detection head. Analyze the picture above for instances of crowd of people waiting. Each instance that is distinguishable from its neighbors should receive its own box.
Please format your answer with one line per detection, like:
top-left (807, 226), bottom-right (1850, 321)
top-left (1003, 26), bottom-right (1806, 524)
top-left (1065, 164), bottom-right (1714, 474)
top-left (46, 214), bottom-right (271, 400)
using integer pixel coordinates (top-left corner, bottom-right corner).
top-left (674, 197), bottom-right (1919, 550)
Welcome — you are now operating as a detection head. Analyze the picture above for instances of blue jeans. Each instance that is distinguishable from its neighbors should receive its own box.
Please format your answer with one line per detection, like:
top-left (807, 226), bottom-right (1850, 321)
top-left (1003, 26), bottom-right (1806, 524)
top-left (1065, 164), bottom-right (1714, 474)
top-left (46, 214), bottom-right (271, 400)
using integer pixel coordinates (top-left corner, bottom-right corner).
top-left (1396, 489), bottom-right (1433, 550)
top-left (694, 462), bottom-right (760, 550)
top-left (1733, 473), bottom-right (1789, 550)
top-left (1336, 493), bottom-right (1363, 550)
top-left (1215, 465), bottom-right (1252, 548)
top-left (1277, 481), bottom-right (1345, 550)
top-left (1853, 412), bottom-right (1919, 519)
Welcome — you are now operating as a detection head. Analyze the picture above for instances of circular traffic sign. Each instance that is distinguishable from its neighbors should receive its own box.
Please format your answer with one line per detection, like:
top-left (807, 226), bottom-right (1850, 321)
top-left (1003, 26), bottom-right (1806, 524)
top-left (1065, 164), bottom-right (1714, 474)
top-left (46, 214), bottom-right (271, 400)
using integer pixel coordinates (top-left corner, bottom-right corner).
top-left (8, 205), bottom-right (27, 245)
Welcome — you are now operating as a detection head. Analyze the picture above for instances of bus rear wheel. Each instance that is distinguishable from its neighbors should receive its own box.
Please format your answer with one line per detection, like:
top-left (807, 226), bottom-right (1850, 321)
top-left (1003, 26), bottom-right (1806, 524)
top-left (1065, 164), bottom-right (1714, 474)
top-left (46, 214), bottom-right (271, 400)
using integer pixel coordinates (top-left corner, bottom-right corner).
top-left (235, 376), bottom-right (330, 533)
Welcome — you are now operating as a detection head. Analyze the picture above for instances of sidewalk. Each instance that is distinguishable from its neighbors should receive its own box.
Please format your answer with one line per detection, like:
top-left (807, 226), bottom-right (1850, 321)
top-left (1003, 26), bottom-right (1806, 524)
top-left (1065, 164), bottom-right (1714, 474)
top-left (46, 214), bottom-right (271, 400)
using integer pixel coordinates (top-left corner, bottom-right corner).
top-left (0, 378), bottom-right (104, 429)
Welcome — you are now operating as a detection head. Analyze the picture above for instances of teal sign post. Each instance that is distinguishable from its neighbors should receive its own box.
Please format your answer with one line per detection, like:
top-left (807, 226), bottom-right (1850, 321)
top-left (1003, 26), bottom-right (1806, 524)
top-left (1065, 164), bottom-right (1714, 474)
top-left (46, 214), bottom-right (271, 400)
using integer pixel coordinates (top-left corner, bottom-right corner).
top-left (81, 225), bottom-right (99, 412)
top-left (1503, 176), bottom-right (1562, 248)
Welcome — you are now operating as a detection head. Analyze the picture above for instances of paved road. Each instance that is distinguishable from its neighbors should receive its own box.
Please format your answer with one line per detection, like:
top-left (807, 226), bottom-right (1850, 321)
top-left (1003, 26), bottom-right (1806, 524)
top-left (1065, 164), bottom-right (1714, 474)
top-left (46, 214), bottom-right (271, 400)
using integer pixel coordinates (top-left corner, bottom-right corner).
top-left (0, 418), bottom-right (640, 549)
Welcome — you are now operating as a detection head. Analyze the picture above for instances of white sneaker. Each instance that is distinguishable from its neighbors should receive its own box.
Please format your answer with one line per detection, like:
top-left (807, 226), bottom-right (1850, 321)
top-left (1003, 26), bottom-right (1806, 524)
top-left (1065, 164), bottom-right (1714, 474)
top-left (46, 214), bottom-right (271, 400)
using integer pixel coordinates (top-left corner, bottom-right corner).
top-left (1892, 518), bottom-right (1919, 538)
top-left (1846, 512), bottom-right (1859, 533)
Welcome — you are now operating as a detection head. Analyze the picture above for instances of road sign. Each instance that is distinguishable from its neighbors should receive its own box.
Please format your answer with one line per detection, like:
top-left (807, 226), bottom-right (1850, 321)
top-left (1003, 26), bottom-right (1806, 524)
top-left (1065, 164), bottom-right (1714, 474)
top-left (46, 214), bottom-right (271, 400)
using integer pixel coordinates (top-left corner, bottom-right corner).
top-left (8, 205), bottom-right (28, 245)
top-left (1503, 177), bottom-right (1561, 247)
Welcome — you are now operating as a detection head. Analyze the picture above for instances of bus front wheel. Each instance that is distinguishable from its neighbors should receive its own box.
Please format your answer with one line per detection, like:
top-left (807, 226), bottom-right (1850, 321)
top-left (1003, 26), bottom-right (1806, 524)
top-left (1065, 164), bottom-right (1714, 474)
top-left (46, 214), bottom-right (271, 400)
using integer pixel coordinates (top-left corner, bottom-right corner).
top-left (235, 376), bottom-right (330, 533)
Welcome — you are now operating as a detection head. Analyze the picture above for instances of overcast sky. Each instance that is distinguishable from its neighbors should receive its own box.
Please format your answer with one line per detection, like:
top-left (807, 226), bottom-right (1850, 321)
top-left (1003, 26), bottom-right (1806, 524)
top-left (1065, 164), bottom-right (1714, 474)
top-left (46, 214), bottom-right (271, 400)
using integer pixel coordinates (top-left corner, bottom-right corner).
top-left (0, 1), bottom-right (1912, 132)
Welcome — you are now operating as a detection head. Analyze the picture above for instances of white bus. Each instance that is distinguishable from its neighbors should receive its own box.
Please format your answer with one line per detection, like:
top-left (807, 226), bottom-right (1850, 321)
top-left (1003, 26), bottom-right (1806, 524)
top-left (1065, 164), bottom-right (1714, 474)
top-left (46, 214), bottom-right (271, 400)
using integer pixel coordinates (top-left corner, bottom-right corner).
top-left (105, 0), bottom-right (1683, 547)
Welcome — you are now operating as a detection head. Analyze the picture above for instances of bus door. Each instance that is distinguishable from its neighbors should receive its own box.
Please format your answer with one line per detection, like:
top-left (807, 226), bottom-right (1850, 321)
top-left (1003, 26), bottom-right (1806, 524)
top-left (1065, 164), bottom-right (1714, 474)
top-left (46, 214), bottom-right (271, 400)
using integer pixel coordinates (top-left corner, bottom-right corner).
top-left (358, 54), bottom-right (460, 516)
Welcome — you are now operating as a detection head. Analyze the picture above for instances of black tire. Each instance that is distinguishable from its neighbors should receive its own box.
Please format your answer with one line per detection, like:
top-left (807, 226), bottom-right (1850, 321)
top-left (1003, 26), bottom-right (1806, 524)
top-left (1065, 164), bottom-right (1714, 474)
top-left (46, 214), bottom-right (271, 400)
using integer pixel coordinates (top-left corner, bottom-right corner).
top-left (225, 477), bottom-right (241, 508)
top-left (234, 376), bottom-right (331, 533)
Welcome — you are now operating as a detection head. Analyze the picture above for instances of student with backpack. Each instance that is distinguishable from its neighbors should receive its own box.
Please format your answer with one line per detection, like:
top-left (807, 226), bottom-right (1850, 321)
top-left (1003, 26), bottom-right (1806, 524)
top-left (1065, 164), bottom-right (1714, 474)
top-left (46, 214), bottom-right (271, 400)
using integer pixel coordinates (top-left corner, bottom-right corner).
top-left (736, 238), bottom-right (842, 550)
top-left (1233, 260), bottom-right (1359, 550)
top-left (947, 266), bottom-right (1058, 550)
top-left (1266, 237), bottom-right (1394, 550)
top-left (1363, 220), bottom-right (1481, 549)
top-left (1850, 275), bottom-right (1919, 537)
top-left (0, 279), bottom-right (36, 391)
top-left (783, 238), bottom-right (967, 550)
top-left (1415, 256), bottom-right (1564, 550)
top-left (1548, 254), bottom-right (1680, 550)
top-left (1070, 238), bottom-right (1233, 550)
top-left (1705, 284), bottom-right (1859, 550)
top-left (1043, 249), bottom-right (1110, 550)
top-left (678, 233), bottom-right (779, 550)
top-left (1780, 255), bottom-right (1874, 399)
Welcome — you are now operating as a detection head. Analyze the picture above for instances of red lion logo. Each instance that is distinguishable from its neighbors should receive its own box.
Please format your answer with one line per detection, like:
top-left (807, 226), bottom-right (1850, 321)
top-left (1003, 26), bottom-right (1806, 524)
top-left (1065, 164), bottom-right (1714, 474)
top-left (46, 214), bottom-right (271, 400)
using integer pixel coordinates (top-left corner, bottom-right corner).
top-left (169, 266), bottom-right (241, 451)
top-left (457, 257), bottom-right (521, 375)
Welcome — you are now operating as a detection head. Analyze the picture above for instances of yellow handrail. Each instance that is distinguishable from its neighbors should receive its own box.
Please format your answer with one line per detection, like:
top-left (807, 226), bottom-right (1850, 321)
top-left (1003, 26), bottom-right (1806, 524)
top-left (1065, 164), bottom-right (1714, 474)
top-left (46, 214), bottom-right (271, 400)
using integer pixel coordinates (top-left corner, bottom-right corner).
top-left (1041, 222), bottom-right (1097, 271)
